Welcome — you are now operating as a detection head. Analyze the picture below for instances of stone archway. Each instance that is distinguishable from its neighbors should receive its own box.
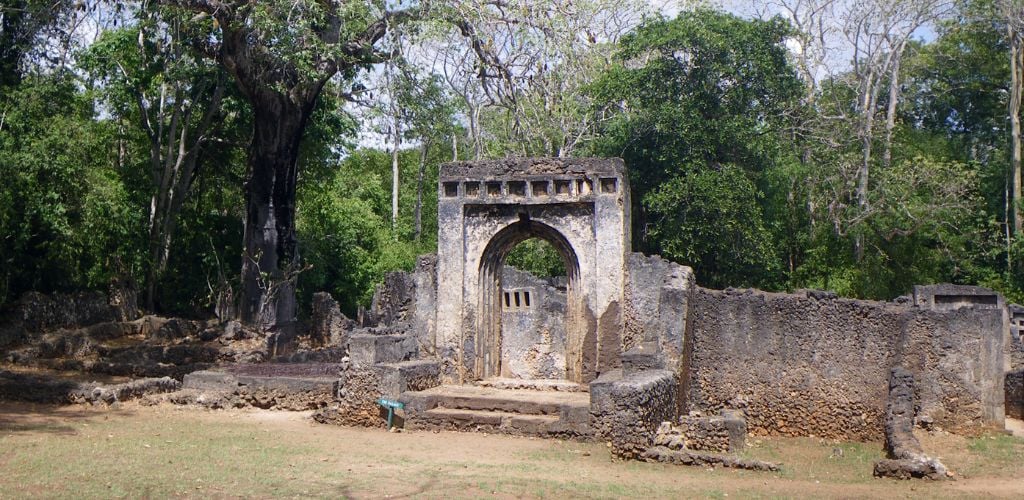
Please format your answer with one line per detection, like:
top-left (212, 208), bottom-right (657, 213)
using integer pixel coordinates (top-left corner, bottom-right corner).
top-left (434, 158), bottom-right (630, 386)
top-left (477, 218), bottom-right (582, 381)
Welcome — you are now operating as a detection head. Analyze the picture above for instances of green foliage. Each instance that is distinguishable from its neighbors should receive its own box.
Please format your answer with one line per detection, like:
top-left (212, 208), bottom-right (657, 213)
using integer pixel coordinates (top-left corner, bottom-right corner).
top-left (506, 239), bottom-right (567, 278)
top-left (297, 143), bottom-right (449, 315)
top-left (646, 166), bottom-right (780, 288)
top-left (0, 76), bottom-right (144, 305)
top-left (588, 9), bottom-right (801, 289)
top-left (4, 0), bottom-right (1024, 317)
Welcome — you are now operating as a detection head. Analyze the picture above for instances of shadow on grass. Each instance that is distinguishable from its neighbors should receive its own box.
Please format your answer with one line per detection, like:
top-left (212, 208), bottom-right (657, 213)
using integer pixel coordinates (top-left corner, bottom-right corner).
top-left (0, 370), bottom-right (136, 435)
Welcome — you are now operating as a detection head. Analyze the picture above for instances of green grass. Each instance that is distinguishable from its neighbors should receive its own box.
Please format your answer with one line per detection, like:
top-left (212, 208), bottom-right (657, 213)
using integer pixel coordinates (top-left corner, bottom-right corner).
top-left (0, 404), bottom-right (1021, 499)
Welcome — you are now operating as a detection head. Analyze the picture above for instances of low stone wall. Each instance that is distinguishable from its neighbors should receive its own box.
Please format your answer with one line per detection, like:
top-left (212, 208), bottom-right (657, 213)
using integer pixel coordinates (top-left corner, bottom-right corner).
top-left (590, 369), bottom-right (677, 459)
top-left (654, 412), bottom-right (746, 453)
top-left (0, 287), bottom-right (141, 349)
top-left (685, 286), bottom-right (1006, 441)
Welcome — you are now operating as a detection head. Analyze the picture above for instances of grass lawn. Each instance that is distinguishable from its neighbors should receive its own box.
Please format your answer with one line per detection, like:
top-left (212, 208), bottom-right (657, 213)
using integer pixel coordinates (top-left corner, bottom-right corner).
top-left (0, 402), bottom-right (1021, 499)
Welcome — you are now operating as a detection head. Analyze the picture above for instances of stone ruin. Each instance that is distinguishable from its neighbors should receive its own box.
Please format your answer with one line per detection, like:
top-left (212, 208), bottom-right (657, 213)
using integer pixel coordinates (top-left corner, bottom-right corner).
top-left (1, 157), bottom-right (1021, 479)
top-left (299, 158), bottom-right (1019, 477)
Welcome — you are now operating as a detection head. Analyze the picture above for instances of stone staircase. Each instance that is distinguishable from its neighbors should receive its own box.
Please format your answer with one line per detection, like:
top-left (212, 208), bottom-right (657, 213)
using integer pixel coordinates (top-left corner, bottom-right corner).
top-left (400, 384), bottom-right (592, 439)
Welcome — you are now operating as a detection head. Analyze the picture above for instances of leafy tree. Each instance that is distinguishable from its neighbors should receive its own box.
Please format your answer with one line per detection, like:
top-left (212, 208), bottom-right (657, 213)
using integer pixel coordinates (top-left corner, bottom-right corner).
top-left (153, 0), bottom-right (419, 331)
top-left (0, 77), bottom-right (142, 304)
top-left (80, 7), bottom-right (247, 311)
top-left (588, 9), bottom-right (803, 289)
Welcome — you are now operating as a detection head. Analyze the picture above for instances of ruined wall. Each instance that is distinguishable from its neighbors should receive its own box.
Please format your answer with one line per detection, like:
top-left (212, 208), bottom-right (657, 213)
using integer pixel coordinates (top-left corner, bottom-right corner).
top-left (0, 288), bottom-right (142, 348)
top-left (499, 266), bottom-right (567, 379)
top-left (623, 253), bottom-right (694, 369)
top-left (900, 305), bottom-right (1006, 429)
top-left (686, 286), bottom-right (1006, 441)
top-left (590, 369), bottom-right (677, 459)
top-left (686, 288), bottom-right (901, 441)
top-left (1007, 305), bottom-right (1024, 419)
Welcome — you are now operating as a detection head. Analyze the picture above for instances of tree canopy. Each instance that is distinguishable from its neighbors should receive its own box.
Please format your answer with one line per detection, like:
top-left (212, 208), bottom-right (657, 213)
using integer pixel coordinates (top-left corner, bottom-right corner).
top-left (4, 0), bottom-right (1024, 320)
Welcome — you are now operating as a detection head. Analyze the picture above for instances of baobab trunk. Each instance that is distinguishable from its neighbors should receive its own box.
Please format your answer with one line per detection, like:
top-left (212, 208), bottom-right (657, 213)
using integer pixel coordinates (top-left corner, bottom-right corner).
top-left (239, 90), bottom-right (311, 333)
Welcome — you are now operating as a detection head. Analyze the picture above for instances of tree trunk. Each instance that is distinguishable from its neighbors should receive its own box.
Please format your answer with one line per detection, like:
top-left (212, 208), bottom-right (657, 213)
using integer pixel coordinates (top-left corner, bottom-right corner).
top-left (414, 140), bottom-right (428, 241)
top-left (141, 74), bottom-right (224, 311)
top-left (883, 43), bottom-right (905, 170)
top-left (391, 111), bottom-right (401, 232)
top-left (1011, 25), bottom-right (1023, 236)
top-left (0, 0), bottom-right (27, 87)
top-left (855, 67), bottom-right (877, 261)
top-left (239, 90), bottom-right (310, 332)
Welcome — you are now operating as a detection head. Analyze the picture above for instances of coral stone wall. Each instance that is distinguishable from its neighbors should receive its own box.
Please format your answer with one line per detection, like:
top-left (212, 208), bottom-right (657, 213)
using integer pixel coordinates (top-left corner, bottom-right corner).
top-left (685, 287), bottom-right (1006, 441)
top-left (686, 288), bottom-right (902, 441)
top-left (499, 266), bottom-right (567, 379)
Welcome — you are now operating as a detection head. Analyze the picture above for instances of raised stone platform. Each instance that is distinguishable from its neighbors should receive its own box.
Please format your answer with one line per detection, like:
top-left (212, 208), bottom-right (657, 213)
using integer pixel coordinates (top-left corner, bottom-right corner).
top-left (401, 385), bottom-right (591, 438)
top-left (183, 363), bottom-right (340, 393)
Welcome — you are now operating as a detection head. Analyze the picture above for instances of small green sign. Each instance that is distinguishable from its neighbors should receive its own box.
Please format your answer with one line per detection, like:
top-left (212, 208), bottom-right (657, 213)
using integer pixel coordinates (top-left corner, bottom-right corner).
top-left (377, 398), bottom-right (404, 409)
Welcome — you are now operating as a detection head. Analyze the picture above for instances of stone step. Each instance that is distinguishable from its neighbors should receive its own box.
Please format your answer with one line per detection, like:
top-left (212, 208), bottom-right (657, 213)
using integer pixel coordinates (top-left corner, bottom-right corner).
top-left (401, 384), bottom-right (592, 438)
top-left (419, 408), bottom-right (563, 435)
top-left (476, 377), bottom-right (586, 392)
top-left (404, 384), bottom-right (589, 415)
top-left (374, 360), bottom-right (441, 398)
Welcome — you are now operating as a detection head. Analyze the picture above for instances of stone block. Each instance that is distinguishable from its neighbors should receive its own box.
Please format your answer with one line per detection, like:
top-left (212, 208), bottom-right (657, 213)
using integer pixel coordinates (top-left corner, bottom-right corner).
top-left (348, 334), bottom-right (415, 367)
top-left (375, 360), bottom-right (440, 398)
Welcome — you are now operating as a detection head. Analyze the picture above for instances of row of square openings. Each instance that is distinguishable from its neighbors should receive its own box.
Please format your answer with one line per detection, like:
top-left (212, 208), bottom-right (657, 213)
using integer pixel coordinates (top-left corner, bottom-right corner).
top-left (503, 289), bottom-right (532, 310)
top-left (442, 177), bottom-right (618, 198)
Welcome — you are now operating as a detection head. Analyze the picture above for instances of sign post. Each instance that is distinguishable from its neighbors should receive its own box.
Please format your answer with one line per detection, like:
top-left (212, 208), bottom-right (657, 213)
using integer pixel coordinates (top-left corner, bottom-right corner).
top-left (377, 397), bottom-right (405, 429)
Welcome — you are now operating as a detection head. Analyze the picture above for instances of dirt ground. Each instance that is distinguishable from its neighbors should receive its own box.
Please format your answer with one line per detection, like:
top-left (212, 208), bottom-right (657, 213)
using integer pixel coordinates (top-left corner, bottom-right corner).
top-left (0, 402), bottom-right (1021, 499)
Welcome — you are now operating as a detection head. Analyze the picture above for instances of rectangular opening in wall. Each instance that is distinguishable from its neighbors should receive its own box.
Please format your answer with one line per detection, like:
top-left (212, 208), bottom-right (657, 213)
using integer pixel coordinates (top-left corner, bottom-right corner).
top-left (524, 291), bottom-right (531, 307)
top-left (577, 178), bottom-right (593, 195)
top-left (554, 179), bottom-right (571, 195)
top-left (532, 180), bottom-right (549, 196)
top-left (508, 181), bottom-right (526, 197)
top-left (443, 182), bottom-right (459, 198)
top-left (465, 181), bottom-right (480, 197)
top-left (514, 291), bottom-right (521, 307)
top-left (487, 181), bottom-right (502, 197)
top-left (504, 292), bottom-right (511, 308)
top-left (600, 177), bottom-right (618, 193)
top-left (934, 294), bottom-right (998, 307)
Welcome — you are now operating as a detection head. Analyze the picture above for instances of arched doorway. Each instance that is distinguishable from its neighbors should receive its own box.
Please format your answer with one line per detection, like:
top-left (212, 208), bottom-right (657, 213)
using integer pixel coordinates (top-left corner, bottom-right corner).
top-left (434, 158), bottom-right (630, 387)
top-left (477, 217), bottom-right (584, 382)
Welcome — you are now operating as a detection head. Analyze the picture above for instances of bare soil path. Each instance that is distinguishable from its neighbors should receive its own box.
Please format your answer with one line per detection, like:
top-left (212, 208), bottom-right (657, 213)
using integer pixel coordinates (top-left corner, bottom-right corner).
top-left (0, 402), bottom-right (1021, 499)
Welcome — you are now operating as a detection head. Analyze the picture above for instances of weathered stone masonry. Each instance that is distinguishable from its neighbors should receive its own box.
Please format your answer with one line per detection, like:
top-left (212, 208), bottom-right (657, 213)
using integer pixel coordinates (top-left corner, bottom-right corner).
top-left (685, 285), bottom-right (1006, 441)
top-left (303, 157), bottom-right (1013, 467)
top-left (436, 158), bottom-right (630, 385)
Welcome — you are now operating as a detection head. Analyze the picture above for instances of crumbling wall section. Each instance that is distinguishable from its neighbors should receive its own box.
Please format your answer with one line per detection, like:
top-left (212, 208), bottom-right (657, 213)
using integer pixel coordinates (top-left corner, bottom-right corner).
top-left (590, 369), bottom-right (677, 459)
top-left (686, 286), bottom-right (1006, 441)
top-left (1007, 304), bottom-right (1024, 419)
top-left (873, 367), bottom-right (949, 480)
top-left (623, 253), bottom-right (693, 368)
top-left (1, 285), bottom-right (141, 349)
top-left (899, 307), bottom-right (1006, 432)
top-left (686, 288), bottom-right (903, 441)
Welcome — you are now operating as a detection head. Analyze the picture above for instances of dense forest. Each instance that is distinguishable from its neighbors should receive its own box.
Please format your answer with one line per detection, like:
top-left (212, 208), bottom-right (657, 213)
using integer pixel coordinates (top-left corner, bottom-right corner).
top-left (3, 0), bottom-right (1024, 327)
